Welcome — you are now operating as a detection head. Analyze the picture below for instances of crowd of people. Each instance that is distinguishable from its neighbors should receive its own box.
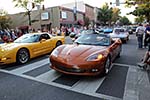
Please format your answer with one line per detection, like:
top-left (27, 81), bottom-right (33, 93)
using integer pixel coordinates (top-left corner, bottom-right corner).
top-left (136, 23), bottom-right (150, 68)
top-left (1, 24), bottom-right (150, 69)
top-left (0, 29), bottom-right (24, 43)
top-left (0, 25), bottom-right (86, 43)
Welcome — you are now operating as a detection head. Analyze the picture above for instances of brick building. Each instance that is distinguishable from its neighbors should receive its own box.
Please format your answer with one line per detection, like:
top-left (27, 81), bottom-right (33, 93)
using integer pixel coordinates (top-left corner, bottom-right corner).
top-left (9, 1), bottom-right (99, 31)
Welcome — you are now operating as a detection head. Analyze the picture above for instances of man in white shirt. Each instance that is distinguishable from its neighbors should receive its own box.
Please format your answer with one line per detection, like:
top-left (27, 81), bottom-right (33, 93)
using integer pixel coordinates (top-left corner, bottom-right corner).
top-left (136, 23), bottom-right (145, 48)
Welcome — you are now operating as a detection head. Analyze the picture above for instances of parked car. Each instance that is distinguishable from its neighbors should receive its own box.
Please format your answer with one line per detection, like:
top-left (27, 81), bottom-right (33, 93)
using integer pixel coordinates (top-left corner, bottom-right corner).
top-left (126, 26), bottom-right (133, 34)
top-left (0, 32), bottom-right (65, 65)
top-left (131, 26), bottom-right (138, 33)
top-left (70, 29), bottom-right (104, 41)
top-left (109, 28), bottom-right (129, 43)
top-left (50, 32), bottom-right (122, 76)
top-left (103, 28), bottom-right (113, 34)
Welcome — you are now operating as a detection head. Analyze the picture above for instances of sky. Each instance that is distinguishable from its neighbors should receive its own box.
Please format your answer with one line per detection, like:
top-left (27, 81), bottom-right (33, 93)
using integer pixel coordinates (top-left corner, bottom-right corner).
top-left (0, 0), bottom-right (135, 22)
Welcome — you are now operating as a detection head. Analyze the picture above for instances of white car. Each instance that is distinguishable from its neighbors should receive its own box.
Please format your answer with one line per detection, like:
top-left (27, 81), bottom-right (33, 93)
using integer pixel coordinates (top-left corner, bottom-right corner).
top-left (109, 28), bottom-right (129, 43)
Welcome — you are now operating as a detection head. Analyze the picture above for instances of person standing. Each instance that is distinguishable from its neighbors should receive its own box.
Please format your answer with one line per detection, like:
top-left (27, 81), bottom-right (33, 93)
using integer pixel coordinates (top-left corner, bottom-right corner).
top-left (137, 28), bottom-right (150, 67)
top-left (144, 23), bottom-right (150, 48)
top-left (136, 23), bottom-right (145, 48)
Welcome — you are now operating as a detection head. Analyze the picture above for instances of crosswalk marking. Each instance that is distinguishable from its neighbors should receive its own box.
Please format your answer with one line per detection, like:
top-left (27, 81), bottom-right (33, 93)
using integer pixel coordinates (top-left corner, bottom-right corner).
top-left (36, 70), bottom-right (62, 83)
top-left (11, 58), bottom-right (49, 75)
top-left (71, 77), bottom-right (105, 93)
top-left (0, 57), bottom-right (149, 100)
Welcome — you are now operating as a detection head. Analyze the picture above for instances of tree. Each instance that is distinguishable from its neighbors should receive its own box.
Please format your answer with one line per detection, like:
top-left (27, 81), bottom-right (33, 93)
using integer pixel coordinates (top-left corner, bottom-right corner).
top-left (111, 7), bottom-right (121, 24)
top-left (84, 16), bottom-right (90, 28)
top-left (134, 16), bottom-right (145, 23)
top-left (125, 0), bottom-right (150, 22)
top-left (97, 3), bottom-right (113, 26)
top-left (119, 16), bottom-right (131, 25)
top-left (0, 9), bottom-right (11, 29)
top-left (12, 0), bottom-right (44, 26)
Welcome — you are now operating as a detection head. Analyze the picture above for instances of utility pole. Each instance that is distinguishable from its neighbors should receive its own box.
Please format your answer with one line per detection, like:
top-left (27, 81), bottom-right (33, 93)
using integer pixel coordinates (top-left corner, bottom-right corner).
top-left (73, 0), bottom-right (77, 24)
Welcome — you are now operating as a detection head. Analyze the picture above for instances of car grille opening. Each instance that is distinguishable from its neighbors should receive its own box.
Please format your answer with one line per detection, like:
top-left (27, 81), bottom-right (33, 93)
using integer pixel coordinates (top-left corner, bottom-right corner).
top-left (55, 65), bottom-right (85, 73)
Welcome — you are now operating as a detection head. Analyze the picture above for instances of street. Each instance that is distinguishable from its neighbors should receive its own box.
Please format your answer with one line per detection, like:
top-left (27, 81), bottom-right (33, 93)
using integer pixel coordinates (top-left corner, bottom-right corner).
top-left (0, 34), bottom-right (150, 100)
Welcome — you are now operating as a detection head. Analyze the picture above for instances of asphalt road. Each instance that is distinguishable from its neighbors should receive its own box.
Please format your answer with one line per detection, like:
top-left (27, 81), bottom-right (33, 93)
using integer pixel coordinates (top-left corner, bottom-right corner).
top-left (0, 34), bottom-right (149, 100)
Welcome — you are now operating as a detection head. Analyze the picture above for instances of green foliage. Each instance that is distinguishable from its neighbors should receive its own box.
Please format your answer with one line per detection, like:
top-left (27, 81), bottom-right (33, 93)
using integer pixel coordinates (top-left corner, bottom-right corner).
top-left (111, 7), bottom-right (121, 24)
top-left (97, 3), bottom-right (113, 26)
top-left (125, 0), bottom-right (150, 22)
top-left (120, 16), bottom-right (131, 25)
top-left (84, 16), bottom-right (90, 27)
top-left (13, 0), bottom-right (44, 10)
top-left (0, 9), bottom-right (11, 29)
top-left (12, 0), bottom-right (44, 25)
top-left (135, 16), bottom-right (145, 23)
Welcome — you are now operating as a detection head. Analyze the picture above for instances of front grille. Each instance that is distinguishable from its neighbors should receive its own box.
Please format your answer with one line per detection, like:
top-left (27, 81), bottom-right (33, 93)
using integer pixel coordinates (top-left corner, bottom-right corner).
top-left (0, 62), bottom-right (4, 65)
top-left (55, 65), bottom-right (85, 73)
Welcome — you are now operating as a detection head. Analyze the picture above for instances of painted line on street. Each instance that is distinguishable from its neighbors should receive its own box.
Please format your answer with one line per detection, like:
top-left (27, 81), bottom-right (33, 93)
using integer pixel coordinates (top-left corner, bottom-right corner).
top-left (11, 58), bottom-right (49, 75)
top-left (23, 63), bottom-right (50, 77)
top-left (96, 65), bottom-right (129, 99)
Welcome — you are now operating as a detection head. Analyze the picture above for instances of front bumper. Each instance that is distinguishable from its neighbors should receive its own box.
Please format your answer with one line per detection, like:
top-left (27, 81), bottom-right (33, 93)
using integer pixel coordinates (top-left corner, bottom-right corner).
top-left (0, 55), bottom-right (15, 65)
top-left (50, 57), bottom-right (105, 76)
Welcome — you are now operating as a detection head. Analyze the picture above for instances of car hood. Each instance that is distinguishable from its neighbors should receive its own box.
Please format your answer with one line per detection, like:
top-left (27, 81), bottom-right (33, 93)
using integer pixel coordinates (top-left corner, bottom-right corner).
top-left (0, 43), bottom-right (21, 50)
top-left (0, 42), bottom-right (28, 54)
top-left (110, 33), bottom-right (128, 38)
top-left (56, 44), bottom-right (107, 63)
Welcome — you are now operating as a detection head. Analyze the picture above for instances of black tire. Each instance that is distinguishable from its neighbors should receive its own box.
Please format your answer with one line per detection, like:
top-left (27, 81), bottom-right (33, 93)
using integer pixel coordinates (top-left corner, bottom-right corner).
top-left (16, 48), bottom-right (30, 64)
top-left (117, 46), bottom-right (122, 58)
top-left (127, 36), bottom-right (129, 41)
top-left (124, 40), bottom-right (127, 43)
top-left (56, 41), bottom-right (62, 47)
top-left (104, 56), bottom-right (111, 75)
top-left (117, 52), bottom-right (121, 58)
top-left (143, 65), bottom-right (148, 70)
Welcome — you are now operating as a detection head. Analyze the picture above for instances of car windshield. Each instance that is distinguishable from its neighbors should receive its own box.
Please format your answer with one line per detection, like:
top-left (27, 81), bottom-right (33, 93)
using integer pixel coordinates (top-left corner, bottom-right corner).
top-left (14, 34), bottom-right (40, 43)
top-left (74, 33), bottom-right (111, 46)
top-left (80, 30), bottom-right (95, 34)
top-left (113, 28), bottom-right (126, 34)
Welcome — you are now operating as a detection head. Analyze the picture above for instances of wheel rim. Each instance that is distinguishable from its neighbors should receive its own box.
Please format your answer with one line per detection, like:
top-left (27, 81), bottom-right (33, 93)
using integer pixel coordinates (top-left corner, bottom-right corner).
top-left (105, 58), bottom-right (110, 74)
top-left (18, 49), bottom-right (29, 64)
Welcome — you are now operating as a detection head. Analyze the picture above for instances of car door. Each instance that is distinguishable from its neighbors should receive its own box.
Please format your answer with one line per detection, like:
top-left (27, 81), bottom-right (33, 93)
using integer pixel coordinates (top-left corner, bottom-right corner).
top-left (109, 40), bottom-right (121, 61)
top-left (38, 33), bottom-right (54, 54)
top-left (28, 34), bottom-right (46, 57)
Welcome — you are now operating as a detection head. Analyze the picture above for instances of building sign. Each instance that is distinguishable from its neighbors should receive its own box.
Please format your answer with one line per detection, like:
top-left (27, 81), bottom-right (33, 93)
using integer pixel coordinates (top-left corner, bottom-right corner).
top-left (41, 12), bottom-right (49, 20)
top-left (61, 11), bottom-right (67, 19)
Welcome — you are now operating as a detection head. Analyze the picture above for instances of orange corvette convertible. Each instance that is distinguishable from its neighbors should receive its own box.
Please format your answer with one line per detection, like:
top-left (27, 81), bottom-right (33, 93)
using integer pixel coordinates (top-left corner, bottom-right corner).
top-left (50, 31), bottom-right (122, 76)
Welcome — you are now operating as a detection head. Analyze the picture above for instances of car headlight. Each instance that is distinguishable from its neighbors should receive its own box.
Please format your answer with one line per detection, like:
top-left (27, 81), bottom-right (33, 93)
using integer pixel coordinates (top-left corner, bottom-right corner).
top-left (1, 49), bottom-right (5, 52)
top-left (51, 49), bottom-right (59, 57)
top-left (87, 54), bottom-right (103, 61)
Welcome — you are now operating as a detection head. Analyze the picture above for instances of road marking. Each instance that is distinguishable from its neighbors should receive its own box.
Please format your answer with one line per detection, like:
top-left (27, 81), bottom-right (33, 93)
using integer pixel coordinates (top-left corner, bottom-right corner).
top-left (23, 63), bottom-right (50, 77)
top-left (0, 68), bottom-right (121, 100)
top-left (113, 63), bottom-right (138, 68)
top-left (36, 70), bottom-right (62, 83)
top-left (0, 61), bottom-right (148, 100)
top-left (11, 58), bottom-right (49, 75)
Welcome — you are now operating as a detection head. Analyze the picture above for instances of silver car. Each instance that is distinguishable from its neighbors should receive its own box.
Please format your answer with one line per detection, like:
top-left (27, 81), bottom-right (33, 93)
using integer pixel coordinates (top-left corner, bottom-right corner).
top-left (109, 28), bottom-right (129, 43)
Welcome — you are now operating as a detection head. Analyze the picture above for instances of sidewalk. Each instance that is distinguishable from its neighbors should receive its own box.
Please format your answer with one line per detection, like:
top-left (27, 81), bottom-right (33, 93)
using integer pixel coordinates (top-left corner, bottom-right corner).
top-left (123, 64), bottom-right (150, 100)
top-left (119, 34), bottom-right (150, 100)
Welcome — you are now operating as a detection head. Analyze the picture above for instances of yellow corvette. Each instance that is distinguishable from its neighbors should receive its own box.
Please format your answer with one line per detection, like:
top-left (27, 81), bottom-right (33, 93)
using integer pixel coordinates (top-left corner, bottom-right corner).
top-left (0, 32), bottom-right (65, 65)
